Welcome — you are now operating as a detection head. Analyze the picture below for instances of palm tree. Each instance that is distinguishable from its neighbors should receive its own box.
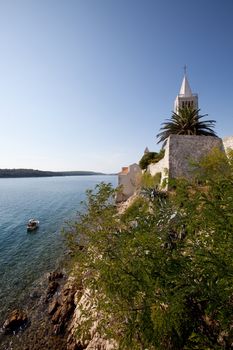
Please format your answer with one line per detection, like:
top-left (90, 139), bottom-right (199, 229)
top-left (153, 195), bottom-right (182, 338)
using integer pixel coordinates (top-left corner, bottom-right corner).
top-left (157, 107), bottom-right (217, 147)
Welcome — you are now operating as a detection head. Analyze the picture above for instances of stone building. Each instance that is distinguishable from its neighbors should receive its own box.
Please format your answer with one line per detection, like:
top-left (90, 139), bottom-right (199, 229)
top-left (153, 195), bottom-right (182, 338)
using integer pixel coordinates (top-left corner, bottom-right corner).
top-left (117, 71), bottom-right (233, 199)
top-left (148, 134), bottom-right (224, 186)
top-left (149, 72), bottom-right (232, 187)
top-left (116, 163), bottom-right (141, 202)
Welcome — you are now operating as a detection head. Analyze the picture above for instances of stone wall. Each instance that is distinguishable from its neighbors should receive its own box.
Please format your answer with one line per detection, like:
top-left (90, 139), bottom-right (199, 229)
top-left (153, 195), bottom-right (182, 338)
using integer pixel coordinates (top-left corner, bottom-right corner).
top-left (148, 138), bottom-right (170, 183)
top-left (116, 163), bottom-right (141, 202)
top-left (223, 136), bottom-right (233, 153)
top-left (168, 135), bottom-right (224, 179)
top-left (148, 135), bottom-right (224, 185)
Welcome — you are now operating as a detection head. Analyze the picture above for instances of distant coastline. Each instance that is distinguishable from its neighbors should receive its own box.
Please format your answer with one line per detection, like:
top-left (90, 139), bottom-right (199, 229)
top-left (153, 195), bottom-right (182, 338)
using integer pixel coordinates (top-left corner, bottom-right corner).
top-left (0, 169), bottom-right (112, 178)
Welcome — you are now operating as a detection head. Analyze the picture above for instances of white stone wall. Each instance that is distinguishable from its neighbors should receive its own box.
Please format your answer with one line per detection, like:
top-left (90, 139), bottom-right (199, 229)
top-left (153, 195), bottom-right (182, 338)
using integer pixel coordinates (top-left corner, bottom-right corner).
top-left (223, 136), bottom-right (233, 153)
top-left (148, 138), bottom-right (170, 185)
top-left (117, 163), bottom-right (141, 202)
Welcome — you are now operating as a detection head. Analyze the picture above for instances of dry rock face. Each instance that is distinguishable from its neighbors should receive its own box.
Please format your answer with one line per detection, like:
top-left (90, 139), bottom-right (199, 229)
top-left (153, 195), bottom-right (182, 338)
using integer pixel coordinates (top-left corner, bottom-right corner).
top-left (67, 289), bottom-right (117, 350)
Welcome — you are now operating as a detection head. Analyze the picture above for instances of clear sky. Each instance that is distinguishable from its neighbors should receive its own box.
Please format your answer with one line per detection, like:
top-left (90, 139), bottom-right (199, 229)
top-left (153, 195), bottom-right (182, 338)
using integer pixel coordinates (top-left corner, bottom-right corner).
top-left (0, 0), bottom-right (233, 173)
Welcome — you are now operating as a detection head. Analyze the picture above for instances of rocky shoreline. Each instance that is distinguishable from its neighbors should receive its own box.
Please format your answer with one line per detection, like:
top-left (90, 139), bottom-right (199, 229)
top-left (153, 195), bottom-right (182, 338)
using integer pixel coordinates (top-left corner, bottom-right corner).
top-left (0, 269), bottom-right (81, 350)
top-left (1, 197), bottom-right (135, 350)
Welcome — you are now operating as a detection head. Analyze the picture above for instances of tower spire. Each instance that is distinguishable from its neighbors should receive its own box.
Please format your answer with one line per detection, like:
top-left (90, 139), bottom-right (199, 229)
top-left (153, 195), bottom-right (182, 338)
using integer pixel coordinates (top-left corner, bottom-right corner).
top-left (179, 66), bottom-right (192, 97)
top-left (174, 68), bottom-right (198, 113)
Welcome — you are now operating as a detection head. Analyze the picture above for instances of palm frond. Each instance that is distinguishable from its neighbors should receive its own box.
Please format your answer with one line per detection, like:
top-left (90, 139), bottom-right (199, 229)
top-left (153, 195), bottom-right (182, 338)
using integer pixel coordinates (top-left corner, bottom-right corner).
top-left (156, 107), bottom-right (217, 146)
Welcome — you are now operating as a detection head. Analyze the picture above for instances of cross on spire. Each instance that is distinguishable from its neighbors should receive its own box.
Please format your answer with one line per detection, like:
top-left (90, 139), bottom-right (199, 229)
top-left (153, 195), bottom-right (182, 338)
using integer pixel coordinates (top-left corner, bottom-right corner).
top-left (183, 64), bottom-right (187, 76)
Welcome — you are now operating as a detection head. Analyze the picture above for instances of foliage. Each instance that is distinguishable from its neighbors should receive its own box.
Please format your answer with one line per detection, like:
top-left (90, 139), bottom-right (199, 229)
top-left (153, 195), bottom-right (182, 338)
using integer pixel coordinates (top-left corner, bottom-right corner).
top-left (65, 150), bottom-right (233, 349)
top-left (157, 107), bottom-right (217, 147)
top-left (140, 171), bottom-right (161, 189)
top-left (139, 150), bottom-right (165, 170)
top-left (192, 147), bottom-right (233, 183)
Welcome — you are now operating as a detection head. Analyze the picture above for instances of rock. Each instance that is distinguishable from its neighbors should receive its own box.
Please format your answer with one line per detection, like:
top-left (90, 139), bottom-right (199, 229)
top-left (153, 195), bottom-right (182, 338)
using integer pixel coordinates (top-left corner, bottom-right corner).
top-left (64, 292), bottom-right (76, 305)
top-left (67, 339), bottom-right (86, 350)
top-left (53, 323), bottom-right (62, 335)
top-left (46, 281), bottom-right (59, 300)
top-left (48, 299), bottom-right (60, 315)
top-left (51, 301), bottom-right (75, 333)
top-left (51, 307), bottom-right (62, 324)
top-left (3, 309), bottom-right (28, 334)
top-left (49, 282), bottom-right (76, 335)
top-left (62, 286), bottom-right (76, 299)
top-left (30, 290), bottom-right (41, 299)
top-left (48, 271), bottom-right (64, 282)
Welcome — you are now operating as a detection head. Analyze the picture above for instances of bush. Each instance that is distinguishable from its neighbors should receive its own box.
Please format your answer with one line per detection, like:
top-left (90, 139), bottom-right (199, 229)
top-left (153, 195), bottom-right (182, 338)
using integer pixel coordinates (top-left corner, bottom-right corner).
top-left (139, 150), bottom-right (165, 170)
top-left (65, 151), bottom-right (233, 349)
top-left (140, 172), bottom-right (161, 189)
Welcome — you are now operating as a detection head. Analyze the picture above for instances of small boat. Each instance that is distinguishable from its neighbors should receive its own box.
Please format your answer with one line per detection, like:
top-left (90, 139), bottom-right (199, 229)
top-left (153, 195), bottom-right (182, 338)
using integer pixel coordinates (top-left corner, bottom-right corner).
top-left (27, 219), bottom-right (40, 231)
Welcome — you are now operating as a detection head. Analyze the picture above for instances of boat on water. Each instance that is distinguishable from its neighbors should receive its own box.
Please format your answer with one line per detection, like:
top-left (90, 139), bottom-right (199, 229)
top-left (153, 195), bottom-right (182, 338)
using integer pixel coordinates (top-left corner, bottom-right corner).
top-left (27, 219), bottom-right (40, 231)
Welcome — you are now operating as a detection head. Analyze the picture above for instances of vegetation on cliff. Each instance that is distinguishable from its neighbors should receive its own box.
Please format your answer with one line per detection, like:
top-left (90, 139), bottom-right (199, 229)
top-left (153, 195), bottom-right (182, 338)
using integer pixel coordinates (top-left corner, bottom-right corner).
top-left (139, 149), bottom-right (165, 170)
top-left (65, 149), bottom-right (233, 350)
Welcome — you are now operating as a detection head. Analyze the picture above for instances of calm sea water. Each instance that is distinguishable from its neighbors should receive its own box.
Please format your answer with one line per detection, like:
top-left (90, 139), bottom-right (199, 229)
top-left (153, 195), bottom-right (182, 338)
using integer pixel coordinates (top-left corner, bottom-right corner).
top-left (0, 175), bottom-right (117, 324)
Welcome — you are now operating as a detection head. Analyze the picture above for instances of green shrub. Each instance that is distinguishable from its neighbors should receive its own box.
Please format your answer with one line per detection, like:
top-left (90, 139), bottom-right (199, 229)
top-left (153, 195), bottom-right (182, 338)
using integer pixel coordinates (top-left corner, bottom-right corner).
top-left (139, 149), bottom-right (165, 170)
top-left (65, 151), bottom-right (233, 349)
top-left (140, 172), bottom-right (161, 189)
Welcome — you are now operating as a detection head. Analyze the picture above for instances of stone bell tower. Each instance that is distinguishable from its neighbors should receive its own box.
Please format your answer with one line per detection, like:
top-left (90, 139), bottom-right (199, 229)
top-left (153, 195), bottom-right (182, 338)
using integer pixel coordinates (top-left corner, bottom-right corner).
top-left (174, 66), bottom-right (198, 114)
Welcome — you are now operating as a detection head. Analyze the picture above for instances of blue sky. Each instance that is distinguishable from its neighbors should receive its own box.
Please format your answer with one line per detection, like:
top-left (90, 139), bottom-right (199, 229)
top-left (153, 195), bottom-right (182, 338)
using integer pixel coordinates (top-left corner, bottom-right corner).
top-left (0, 0), bottom-right (233, 172)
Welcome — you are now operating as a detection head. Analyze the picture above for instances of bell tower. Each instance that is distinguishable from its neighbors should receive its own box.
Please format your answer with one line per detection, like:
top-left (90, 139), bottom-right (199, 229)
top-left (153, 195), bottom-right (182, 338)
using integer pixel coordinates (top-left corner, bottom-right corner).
top-left (174, 66), bottom-right (198, 114)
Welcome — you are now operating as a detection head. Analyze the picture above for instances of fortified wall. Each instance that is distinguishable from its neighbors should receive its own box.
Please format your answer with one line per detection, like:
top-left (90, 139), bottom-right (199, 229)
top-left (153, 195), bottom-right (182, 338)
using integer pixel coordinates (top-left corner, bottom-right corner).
top-left (117, 72), bottom-right (233, 201)
top-left (118, 135), bottom-right (233, 201)
top-left (148, 135), bottom-right (224, 186)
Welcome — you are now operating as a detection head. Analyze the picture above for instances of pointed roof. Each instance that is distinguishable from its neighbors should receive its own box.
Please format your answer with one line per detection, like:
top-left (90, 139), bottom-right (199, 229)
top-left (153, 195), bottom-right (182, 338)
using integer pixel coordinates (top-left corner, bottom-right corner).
top-left (179, 74), bottom-right (192, 97)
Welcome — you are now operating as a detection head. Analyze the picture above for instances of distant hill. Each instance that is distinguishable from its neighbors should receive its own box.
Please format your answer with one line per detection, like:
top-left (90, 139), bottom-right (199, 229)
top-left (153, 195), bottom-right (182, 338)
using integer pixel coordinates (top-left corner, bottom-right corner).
top-left (0, 169), bottom-right (107, 178)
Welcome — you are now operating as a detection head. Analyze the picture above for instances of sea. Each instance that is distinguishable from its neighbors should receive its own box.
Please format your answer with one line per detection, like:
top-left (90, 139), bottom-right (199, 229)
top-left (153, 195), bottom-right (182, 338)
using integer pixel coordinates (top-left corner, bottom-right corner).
top-left (0, 175), bottom-right (117, 327)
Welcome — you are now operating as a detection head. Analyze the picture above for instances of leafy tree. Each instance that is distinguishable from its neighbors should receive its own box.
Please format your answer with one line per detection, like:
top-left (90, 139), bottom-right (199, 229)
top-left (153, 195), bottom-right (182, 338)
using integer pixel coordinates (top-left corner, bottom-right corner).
top-left (157, 107), bottom-right (217, 146)
top-left (139, 150), bottom-right (165, 170)
top-left (65, 150), bottom-right (233, 349)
